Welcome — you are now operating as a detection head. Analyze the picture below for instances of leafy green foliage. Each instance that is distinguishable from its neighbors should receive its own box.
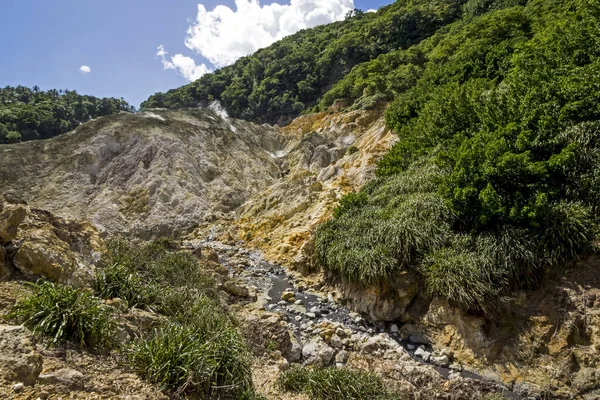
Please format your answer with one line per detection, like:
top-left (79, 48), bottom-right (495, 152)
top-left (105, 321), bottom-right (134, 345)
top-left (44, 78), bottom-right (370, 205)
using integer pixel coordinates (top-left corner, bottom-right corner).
top-left (276, 366), bottom-right (395, 400)
top-left (0, 85), bottom-right (134, 143)
top-left (9, 281), bottom-right (116, 348)
top-left (142, 0), bottom-right (467, 124)
top-left (316, 0), bottom-right (600, 314)
top-left (97, 239), bottom-right (260, 398)
top-left (128, 296), bottom-right (254, 399)
top-left (95, 238), bottom-right (215, 315)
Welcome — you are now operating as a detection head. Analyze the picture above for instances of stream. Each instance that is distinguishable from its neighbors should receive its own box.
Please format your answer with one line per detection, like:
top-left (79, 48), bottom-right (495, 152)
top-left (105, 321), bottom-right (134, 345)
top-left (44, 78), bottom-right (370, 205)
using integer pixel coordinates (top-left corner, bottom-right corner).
top-left (191, 240), bottom-right (521, 399)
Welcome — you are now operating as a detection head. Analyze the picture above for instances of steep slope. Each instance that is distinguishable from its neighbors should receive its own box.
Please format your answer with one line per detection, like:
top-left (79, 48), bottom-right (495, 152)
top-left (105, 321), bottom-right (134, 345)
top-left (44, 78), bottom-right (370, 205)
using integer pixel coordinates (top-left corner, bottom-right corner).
top-left (0, 108), bottom-right (283, 237)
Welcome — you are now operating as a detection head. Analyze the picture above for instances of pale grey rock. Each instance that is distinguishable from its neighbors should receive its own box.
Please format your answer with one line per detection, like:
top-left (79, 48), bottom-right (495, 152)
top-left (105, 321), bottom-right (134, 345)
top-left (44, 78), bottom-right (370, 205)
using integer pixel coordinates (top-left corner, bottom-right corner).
top-left (0, 325), bottom-right (43, 385)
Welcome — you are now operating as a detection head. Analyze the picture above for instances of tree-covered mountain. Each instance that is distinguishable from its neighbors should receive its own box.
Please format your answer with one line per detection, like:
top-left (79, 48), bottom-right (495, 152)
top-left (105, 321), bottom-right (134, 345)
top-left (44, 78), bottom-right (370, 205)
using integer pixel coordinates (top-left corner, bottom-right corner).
top-left (142, 0), bottom-right (468, 124)
top-left (316, 0), bottom-right (600, 315)
top-left (0, 86), bottom-right (134, 143)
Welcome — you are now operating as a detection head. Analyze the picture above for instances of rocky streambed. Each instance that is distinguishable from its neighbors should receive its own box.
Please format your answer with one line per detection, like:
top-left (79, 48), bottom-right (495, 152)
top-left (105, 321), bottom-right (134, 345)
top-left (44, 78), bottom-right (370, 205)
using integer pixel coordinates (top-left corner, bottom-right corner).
top-left (191, 240), bottom-right (524, 400)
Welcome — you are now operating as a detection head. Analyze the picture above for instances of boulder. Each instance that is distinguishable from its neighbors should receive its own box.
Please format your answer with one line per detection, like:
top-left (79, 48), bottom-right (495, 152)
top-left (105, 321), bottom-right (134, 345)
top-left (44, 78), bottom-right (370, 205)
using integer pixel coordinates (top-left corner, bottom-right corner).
top-left (0, 325), bottom-right (43, 385)
top-left (0, 202), bottom-right (26, 245)
top-left (302, 337), bottom-right (335, 366)
top-left (38, 368), bottom-right (85, 389)
top-left (11, 208), bottom-right (104, 288)
top-left (341, 270), bottom-right (420, 322)
top-left (223, 281), bottom-right (250, 297)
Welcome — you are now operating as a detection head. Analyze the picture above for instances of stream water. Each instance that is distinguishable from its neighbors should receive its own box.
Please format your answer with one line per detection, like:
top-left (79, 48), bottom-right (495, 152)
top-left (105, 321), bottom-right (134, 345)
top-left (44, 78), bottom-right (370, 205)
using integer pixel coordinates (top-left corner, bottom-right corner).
top-left (192, 240), bottom-right (521, 399)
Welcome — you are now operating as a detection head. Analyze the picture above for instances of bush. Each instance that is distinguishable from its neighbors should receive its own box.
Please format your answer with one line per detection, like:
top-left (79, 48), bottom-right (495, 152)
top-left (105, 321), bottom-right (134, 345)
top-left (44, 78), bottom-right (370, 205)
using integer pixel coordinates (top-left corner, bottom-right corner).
top-left (94, 262), bottom-right (160, 310)
top-left (95, 239), bottom-right (216, 313)
top-left (277, 366), bottom-right (394, 400)
top-left (9, 281), bottom-right (116, 348)
top-left (315, 0), bottom-right (600, 315)
top-left (128, 296), bottom-right (254, 399)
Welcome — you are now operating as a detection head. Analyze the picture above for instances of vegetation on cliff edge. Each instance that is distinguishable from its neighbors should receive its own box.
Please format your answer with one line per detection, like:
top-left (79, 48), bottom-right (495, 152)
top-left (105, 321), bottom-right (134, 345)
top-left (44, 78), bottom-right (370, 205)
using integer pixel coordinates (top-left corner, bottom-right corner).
top-left (316, 0), bottom-right (600, 315)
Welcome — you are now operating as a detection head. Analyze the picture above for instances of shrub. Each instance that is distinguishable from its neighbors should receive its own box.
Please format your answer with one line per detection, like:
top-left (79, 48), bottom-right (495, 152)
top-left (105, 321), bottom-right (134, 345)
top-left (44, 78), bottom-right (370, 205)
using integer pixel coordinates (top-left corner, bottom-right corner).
top-left (277, 366), bottom-right (394, 400)
top-left (95, 239), bottom-right (216, 313)
top-left (128, 296), bottom-right (254, 399)
top-left (94, 262), bottom-right (160, 310)
top-left (9, 281), bottom-right (116, 348)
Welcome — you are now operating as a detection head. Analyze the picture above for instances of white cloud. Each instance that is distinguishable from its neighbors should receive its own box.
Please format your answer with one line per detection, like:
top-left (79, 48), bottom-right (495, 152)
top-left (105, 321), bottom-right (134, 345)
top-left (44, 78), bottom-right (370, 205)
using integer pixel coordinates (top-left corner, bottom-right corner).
top-left (79, 65), bottom-right (91, 74)
top-left (157, 45), bottom-right (212, 81)
top-left (367, 9), bottom-right (376, 13)
top-left (184, 0), bottom-right (355, 68)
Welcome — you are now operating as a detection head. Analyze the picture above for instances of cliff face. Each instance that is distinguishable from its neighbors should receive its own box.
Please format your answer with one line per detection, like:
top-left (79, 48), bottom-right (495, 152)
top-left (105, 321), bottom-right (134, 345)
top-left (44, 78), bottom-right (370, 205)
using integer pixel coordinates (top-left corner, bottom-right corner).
top-left (0, 109), bottom-right (283, 238)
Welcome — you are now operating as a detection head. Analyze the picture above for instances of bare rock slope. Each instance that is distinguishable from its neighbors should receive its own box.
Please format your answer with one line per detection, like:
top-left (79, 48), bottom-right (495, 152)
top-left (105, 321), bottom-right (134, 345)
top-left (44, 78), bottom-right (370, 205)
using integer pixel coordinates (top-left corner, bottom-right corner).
top-left (0, 109), bottom-right (283, 237)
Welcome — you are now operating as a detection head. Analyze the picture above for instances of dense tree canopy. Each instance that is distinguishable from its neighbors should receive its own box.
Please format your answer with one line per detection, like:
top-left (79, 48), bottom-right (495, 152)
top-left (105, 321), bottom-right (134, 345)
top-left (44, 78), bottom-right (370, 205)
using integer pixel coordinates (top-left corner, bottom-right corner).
top-left (316, 0), bottom-right (600, 315)
top-left (0, 86), bottom-right (134, 143)
top-left (142, 0), bottom-right (468, 124)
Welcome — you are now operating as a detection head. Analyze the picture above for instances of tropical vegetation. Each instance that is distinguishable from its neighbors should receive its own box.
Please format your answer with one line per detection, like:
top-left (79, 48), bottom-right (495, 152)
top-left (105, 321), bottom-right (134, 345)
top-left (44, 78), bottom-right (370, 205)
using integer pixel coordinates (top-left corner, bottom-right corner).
top-left (0, 85), bottom-right (134, 143)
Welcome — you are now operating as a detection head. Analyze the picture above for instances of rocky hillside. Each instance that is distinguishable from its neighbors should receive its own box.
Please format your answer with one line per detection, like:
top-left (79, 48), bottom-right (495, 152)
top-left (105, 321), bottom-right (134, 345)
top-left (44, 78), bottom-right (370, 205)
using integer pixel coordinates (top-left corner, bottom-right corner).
top-left (0, 108), bottom-right (283, 237)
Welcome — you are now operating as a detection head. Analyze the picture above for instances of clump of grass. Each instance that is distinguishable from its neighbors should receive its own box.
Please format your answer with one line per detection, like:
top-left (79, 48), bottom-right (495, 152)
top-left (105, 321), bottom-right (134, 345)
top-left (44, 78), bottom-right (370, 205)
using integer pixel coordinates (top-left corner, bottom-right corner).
top-left (9, 281), bottom-right (116, 349)
top-left (128, 296), bottom-right (254, 399)
top-left (94, 262), bottom-right (160, 309)
top-left (95, 238), bottom-right (216, 313)
top-left (277, 366), bottom-right (394, 400)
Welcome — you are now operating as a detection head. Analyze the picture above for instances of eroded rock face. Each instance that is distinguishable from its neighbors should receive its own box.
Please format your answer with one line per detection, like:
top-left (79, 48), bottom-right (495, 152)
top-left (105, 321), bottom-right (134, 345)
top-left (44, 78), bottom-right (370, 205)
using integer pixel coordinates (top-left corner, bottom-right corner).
top-left (0, 199), bottom-right (104, 288)
top-left (402, 257), bottom-right (600, 398)
top-left (231, 107), bottom-right (397, 269)
top-left (11, 208), bottom-right (104, 288)
top-left (0, 109), bottom-right (283, 238)
top-left (0, 203), bottom-right (26, 245)
top-left (340, 271), bottom-right (420, 322)
top-left (0, 325), bottom-right (43, 385)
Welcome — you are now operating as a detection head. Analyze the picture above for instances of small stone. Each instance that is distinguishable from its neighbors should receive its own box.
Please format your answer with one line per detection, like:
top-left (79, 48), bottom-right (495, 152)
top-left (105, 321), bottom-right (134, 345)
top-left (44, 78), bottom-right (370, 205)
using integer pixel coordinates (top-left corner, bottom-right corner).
top-left (406, 343), bottom-right (416, 350)
top-left (390, 324), bottom-right (399, 333)
top-left (39, 391), bottom-right (50, 399)
top-left (448, 371), bottom-right (461, 380)
top-left (295, 316), bottom-right (303, 322)
top-left (330, 335), bottom-right (343, 349)
top-left (335, 350), bottom-right (349, 364)
top-left (279, 358), bottom-right (290, 371)
top-left (305, 312), bottom-right (316, 319)
top-left (294, 300), bottom-right (303, 305)
top-left (431, 355), bottom-right (450, 367)
top-left (13, 383), bottom-right (24, 392)
top-left (449, 363), bottom-right (462, 371)
top-left (281, 291), bottom-right (295, 302)
top-left (278, 301), bottom-right (287, 306)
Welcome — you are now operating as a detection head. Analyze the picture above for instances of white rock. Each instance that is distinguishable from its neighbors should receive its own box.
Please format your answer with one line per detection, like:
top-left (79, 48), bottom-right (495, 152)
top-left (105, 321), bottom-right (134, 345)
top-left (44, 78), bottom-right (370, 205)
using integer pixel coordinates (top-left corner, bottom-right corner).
top-left (305, 312), bottom-right (317, 319)
top-left (390, 324), bottom-right (399, 333)
top-left (12, 383), bottom-right (24, 392)
top-left (431, 355), bottom-right (450, 367)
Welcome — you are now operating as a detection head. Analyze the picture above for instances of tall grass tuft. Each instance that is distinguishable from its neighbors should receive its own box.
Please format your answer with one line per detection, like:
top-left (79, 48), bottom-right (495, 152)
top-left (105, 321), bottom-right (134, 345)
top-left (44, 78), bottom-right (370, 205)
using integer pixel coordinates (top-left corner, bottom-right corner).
top-left (277, 366), bottom-right (395, 400)
top-left (128, 296), bottom-right (254, 399)
top-left (9, 281), bottom-right (116, 349)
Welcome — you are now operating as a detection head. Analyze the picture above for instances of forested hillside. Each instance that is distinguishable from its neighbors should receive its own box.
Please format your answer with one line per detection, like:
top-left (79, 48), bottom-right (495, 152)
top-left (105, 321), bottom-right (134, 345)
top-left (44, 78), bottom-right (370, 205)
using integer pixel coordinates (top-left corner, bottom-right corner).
top-left (316, 0), bottom-right (600, 315)
top-left (0, 86), bottom-right (134, 143)
top-left (142, 0), bottom-right (467, 124)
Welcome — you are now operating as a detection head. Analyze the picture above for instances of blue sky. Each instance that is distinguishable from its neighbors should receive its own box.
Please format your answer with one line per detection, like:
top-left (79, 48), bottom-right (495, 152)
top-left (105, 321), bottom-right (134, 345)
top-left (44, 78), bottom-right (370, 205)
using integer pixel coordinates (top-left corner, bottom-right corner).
top-left (0, 0), bottom-right (394, 107)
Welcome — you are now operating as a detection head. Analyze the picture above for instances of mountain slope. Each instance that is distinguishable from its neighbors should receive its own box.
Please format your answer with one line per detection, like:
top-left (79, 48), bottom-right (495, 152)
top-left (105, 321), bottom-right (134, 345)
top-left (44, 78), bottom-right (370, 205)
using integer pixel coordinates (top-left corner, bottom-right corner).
top-left (142, 0), bottom-right (467, 125)
top-left (0, 108), bottom-right (283, 237)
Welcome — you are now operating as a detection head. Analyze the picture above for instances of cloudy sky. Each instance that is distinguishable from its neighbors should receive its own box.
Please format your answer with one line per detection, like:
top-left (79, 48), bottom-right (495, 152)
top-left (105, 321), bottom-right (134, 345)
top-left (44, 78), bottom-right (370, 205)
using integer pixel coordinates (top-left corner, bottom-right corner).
top-left (1, 0), bottom-right (394, 107)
